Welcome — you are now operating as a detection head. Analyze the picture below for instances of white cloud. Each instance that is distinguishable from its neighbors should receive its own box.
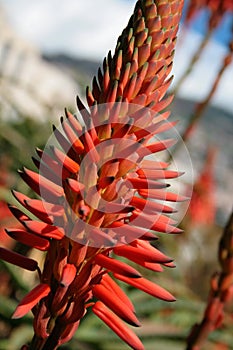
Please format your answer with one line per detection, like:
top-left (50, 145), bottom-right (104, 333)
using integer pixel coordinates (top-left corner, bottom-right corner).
top-left (2, 0), bottom-right (233, 113)
top-left (3, 0), bottom-right (134, 58)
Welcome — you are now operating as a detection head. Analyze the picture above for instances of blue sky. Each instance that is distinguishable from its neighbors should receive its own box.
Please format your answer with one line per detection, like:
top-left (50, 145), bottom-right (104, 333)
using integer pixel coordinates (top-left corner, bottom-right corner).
top-left (2, 0), bottom-right (233, 113)
top-left (182, 7), bottom-right (233, 46)
top-left (3, 0), bottom-right (232, 55)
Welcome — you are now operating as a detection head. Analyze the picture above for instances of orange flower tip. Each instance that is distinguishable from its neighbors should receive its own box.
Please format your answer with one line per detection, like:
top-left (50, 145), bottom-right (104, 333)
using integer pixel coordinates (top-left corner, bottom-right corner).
top-left (35, 146), bottom-right (43, 154)
top-left (129, 196), bottom-right (177, 214)
top-left (20, 167), bottom-right (64, 199)
top-left (170, 194), bottom-right (189, 202)
top-left (12, 283), bottom-right (50, 319)
top-left (169, 227), bottom-right (183, 234)
top-left (0, 247), bottom-right (38, 271)
top-left (95, 254), bottom-right (141, 278)
top-left (50, 145), bottom-right (80, 173)
top-left (114, 244), bottom-right (171, 264)
top-left (23, 221), bottom-right (65, 240)
top-left (5, 228), bottom-right (50, 251)
top-left (93, 285), bottom-right (141, 327)
top-left (140, 232), bottom-right (159, 241)
top-left (24, 199), bottom-right (64, 220)
top-left (150, 221), bottom-right (183, 234)
top-left (11, 189), bottom-right (26, 203)
top-left (141, 138), bottom-right (177, 155)
top-left (142, 261), bottom-right (164, 272)
top-left (138, 189), bottom-right (188, 202)
top-left (137, 169), bottom-right (183, 180)
top-left (177, 171), bottom-right (185, 177)
top-left (127, 178), bottom-right (167, 190)
top-left (66, 178), bottom-right (85, 193)
top-left (64, 107), bottom-right (70, 118)
top-left (114, 274), bottom-right (176, 302)
top-left (162, 206), bottom-right (177, 214)
top-left (23, 202), bottom-right (53, 225)
top-left (7, 205), bottom-right (29, 222)
top-left (60, 264), bottom-right (77, 287)
top-left (163, 261), bottom-right (176, 268)
top-left (76, 95), bottom-right (90, 116)
top-left (93, 302), bottom-right (144, 350)
top-left (101, 274), bottom-right (135, 312)
top-left (11, 190), bottom-right (20, 201)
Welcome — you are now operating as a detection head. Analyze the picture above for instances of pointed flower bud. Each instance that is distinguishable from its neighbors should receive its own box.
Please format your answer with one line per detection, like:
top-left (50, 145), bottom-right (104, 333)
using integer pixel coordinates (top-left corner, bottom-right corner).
top-left (12, 284), bottom-right (51, 319)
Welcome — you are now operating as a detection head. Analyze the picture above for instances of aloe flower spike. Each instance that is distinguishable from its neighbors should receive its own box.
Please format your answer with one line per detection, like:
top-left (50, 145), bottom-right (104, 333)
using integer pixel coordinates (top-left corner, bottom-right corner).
top-left (0, 1), bottom-right (184, 349)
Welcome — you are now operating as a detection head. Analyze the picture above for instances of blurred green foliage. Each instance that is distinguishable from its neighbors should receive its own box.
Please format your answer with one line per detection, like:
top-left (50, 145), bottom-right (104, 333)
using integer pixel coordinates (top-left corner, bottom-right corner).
top-left (0, 117), bottom-right (51, 171)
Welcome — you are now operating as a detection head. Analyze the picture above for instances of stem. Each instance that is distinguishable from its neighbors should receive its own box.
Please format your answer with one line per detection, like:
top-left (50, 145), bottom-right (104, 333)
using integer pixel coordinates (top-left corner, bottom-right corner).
top-left (186, 212), bottom-right (233, 350)
top-left (28, 335), bottom-right (46, 350)
top-left (41, 321), bottom-right (66, 350)
top-left (186, 296), bottom-right (223, 350)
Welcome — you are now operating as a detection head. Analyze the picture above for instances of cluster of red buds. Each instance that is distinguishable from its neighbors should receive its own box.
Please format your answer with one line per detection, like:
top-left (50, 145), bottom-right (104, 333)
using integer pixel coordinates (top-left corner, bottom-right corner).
top-left (0, 1), bottom-right (186, 349)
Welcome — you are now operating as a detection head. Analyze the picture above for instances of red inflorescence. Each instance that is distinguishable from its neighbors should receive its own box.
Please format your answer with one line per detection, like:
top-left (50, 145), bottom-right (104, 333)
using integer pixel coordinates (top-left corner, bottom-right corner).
top-left (0, 1), bottom-right (186, 349)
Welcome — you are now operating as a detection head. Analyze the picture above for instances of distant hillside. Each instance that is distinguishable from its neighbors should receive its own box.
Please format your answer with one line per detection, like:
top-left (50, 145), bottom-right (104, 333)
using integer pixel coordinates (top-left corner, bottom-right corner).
top-left (43, 53), bottom-right (233, 118)
top-left (43, 54), bottom-right (99, 77)
top-left (43, 53), bottom-right (100, 94)
top-left (0, 13), bottom-right (78, 122)
top-left (43, 52), bottom-right (233, 156)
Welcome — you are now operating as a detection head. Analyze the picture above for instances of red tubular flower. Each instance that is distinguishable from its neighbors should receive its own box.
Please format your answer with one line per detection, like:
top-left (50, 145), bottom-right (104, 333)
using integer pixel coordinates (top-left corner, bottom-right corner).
top-left (12, 284), bottom-right (51, 319)
top-left (0, 1), bottom-right (185, 349)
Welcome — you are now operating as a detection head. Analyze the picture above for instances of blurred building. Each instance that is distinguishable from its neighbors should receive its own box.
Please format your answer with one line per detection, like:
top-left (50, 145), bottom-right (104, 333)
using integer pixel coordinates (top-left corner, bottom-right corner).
top-left (0, 7), bottom-right (79, 121)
